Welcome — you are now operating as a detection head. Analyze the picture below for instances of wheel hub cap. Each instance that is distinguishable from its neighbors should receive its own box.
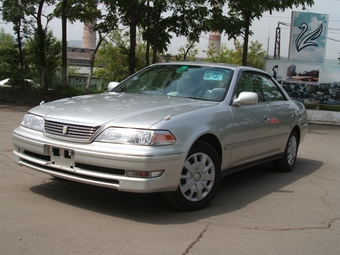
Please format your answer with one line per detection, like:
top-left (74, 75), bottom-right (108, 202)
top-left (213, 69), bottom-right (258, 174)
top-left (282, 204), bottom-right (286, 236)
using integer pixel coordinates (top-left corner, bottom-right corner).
top-left (180, 152), bottom-right (216, 202)
top-left (194, 172), bottom-right (201, 182)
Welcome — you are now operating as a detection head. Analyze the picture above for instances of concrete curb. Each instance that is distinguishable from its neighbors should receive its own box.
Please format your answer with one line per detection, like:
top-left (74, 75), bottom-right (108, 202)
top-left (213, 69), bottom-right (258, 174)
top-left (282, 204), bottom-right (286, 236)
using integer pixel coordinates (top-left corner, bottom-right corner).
top-left (307, 110), bottom-right (340, 126)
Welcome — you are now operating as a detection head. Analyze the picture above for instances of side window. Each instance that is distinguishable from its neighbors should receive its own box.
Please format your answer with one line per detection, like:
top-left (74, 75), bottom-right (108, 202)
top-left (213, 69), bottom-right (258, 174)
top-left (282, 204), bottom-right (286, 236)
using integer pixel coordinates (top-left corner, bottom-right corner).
top-left (235, 72), bottom-right (265, 102)
top-left (257, 75), bottom-right (285, 101)
top-left (236, 72), bottom-right (255, 97)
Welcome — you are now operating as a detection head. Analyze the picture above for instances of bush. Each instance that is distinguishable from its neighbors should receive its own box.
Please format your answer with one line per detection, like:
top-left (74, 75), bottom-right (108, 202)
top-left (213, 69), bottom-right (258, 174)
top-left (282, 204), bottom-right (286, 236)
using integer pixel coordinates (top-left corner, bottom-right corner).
top-left (304, 103), bottom-right (340, 112)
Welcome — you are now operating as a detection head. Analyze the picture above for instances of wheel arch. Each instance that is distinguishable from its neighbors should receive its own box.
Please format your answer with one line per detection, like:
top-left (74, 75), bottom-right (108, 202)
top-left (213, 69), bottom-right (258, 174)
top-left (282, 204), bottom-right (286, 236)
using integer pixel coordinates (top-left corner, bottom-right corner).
top-left (195, 134), bottom-right (222, 165)
top-left (292, 125), bottom-right (301, 145)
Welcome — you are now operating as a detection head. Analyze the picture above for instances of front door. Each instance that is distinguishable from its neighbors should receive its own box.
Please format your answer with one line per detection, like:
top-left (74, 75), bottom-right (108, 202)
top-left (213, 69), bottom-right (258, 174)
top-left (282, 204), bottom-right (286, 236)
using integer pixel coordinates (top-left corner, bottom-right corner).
top-left (229, 72), bottom-right (271, 167)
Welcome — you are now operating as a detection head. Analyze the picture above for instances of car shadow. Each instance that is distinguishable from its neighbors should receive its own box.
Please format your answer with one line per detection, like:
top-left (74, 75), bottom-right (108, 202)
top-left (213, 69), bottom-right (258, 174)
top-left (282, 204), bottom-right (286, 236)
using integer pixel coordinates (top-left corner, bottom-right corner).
top-left (29, 157), bottom-right (323, 224)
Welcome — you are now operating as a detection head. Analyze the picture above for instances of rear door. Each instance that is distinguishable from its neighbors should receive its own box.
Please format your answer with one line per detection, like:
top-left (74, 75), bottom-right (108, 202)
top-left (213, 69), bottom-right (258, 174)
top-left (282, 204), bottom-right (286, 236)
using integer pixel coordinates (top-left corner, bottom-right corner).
top-left (255, 75), bottom-right (295, 155)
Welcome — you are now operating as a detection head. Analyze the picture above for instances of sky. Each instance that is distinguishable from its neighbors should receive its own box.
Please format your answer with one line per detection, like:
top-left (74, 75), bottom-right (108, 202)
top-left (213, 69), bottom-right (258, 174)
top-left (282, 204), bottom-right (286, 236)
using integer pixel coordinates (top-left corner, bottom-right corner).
top-left (1, 0), bottom-right (340, 62)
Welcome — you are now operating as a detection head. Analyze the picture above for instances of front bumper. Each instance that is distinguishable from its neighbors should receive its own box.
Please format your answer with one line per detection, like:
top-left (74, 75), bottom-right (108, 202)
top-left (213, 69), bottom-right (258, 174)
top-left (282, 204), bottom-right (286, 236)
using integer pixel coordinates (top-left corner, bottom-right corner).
top-left (12, 127), bottom-right (187, 193)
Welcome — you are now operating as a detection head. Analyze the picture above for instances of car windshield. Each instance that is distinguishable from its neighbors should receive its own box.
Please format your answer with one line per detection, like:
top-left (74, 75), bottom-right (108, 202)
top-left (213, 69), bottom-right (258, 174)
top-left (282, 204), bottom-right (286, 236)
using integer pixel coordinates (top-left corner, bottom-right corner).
top-left (112, 64), bottom-right (234, 101)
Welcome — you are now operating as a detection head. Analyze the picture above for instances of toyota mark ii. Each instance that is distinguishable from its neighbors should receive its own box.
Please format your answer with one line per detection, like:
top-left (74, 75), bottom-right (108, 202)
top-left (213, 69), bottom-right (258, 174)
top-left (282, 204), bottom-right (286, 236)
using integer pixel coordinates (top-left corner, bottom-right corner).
top-left (12, 62), bottom-right (308, 210)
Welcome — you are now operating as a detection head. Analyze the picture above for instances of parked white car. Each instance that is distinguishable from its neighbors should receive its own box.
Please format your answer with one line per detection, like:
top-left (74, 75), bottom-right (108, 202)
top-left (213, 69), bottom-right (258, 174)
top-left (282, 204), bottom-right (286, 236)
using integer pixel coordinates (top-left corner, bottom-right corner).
top-left (0, 78), bottom-right (10, 87)
top-left (12, 62), bottom-right (308, 210)
top-left (0, 78), bottom-right (40, 88)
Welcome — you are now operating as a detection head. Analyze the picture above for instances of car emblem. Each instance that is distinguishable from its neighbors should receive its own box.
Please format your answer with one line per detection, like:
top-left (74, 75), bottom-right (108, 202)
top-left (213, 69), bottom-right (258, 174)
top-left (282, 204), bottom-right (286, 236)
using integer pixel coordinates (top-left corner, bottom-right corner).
top-left (62, 126), bottom-right (68, 135)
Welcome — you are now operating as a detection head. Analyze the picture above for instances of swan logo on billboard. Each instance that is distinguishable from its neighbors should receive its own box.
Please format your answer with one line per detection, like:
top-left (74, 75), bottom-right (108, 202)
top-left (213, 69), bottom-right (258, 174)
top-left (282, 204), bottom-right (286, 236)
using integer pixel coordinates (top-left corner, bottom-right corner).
top-left (288, 11), bottom-right (329, 63)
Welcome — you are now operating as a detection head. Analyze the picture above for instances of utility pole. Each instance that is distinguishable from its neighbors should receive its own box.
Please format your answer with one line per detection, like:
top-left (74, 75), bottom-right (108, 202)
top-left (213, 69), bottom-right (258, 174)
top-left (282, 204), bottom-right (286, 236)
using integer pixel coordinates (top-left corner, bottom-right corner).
top-left (273, 22), bottom-right (290, 60)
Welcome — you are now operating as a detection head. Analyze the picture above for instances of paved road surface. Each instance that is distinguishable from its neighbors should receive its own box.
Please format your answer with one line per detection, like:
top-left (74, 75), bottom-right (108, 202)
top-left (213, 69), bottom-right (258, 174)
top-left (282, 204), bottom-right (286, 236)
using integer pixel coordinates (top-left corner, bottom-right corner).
top-left (1, 105), bottom-right (339, 255)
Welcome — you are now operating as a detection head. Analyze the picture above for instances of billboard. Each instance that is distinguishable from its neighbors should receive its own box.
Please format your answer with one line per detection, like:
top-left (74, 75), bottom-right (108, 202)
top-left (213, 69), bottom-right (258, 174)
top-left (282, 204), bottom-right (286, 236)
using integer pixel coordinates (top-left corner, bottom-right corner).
top-left (266, 59), bottom-right (340, 105)
top-left (288, 11), bottom-right (329, 63)
top-left (266, 60), bottom-right (321, 83)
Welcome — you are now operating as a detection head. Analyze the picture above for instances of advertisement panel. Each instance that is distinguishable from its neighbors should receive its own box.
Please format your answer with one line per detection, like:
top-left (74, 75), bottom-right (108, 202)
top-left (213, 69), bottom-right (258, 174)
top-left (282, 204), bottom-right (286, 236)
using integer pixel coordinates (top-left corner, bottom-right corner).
top-left (266, 59), bottom-right (340, 105)
top-left (288, 11), bottom-right (329, 63)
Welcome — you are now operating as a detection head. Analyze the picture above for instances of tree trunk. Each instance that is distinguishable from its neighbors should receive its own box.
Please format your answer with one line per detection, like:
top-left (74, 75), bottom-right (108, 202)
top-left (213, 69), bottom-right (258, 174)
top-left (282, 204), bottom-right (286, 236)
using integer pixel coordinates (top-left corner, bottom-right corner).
top-left (85, 33), bottom-right (105, 93)
top-left (15, 25), bottom-right (25, 87)
top-left (152, 7), bottom-right (161, 63)
top-left (61, 0), bottom-right (68, 87)
top-left (242, 14), bottom-right (250, 66)
top-left (145, 0), bottom-right (150, 66)
top-left (127, 0), bottom-right (146, 75)
top-left (128, 2), bottom-right (137, 75)
top-left (37, 0), bottom-right (48, 90)
top-left (85, 54), bottom-right (94, 94)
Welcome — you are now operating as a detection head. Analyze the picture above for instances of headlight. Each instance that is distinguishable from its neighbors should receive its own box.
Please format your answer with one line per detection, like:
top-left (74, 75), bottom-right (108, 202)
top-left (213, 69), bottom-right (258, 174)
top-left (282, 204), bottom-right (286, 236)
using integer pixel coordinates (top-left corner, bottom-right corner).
top-left (96, 128), bottom-right (176, 146)
top-left (21, 113), bottom-right (44, 132)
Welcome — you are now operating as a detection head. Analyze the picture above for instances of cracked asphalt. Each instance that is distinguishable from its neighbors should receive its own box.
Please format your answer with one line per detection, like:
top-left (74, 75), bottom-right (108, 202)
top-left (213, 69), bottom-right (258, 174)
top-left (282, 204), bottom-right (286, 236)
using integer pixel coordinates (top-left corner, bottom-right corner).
top-left (1, 105), bottom-right (339, 255)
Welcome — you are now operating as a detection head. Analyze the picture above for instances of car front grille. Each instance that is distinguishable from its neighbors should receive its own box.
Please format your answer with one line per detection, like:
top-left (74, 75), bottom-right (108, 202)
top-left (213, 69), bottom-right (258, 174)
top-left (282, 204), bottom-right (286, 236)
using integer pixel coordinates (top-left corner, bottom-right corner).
top-left (44, 120), bottom-right (100, 140)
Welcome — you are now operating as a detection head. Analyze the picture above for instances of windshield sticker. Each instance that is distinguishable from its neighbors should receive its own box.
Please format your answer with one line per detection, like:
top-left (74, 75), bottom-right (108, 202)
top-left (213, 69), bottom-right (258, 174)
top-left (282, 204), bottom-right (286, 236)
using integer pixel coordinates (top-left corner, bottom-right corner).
top-left (204, 70), bottom-right (223, 81)
top-left (176, 66), bottom-right (189, 73)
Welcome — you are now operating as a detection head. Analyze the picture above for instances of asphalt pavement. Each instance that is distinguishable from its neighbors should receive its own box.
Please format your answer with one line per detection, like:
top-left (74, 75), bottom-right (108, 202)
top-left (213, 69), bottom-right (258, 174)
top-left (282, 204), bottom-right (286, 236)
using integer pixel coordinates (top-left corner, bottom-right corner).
top-left (1, 105), bottom-right (339, 255)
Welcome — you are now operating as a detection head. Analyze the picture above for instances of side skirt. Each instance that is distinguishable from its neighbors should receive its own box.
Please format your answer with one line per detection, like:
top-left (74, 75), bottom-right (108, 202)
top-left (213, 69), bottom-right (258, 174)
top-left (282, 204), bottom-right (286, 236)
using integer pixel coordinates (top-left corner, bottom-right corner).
top-left (221, 153), bottom-right (283, 178)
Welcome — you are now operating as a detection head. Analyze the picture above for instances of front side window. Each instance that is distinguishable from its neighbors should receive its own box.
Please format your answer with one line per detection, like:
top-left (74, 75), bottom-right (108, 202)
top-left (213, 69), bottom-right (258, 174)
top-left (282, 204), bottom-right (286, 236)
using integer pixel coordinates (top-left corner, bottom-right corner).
top-left (257, 76), bottom-right (285, 101)
top-left (235, 72), bottom-right (285, 102)
top-left (113, 65), bottom-right (234, 101)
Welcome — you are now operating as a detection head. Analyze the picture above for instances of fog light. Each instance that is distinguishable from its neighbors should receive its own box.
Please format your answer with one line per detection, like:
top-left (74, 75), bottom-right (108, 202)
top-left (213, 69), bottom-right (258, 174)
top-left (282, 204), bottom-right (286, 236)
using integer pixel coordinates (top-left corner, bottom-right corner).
top-left (127, 170), bottom-right (164, 178)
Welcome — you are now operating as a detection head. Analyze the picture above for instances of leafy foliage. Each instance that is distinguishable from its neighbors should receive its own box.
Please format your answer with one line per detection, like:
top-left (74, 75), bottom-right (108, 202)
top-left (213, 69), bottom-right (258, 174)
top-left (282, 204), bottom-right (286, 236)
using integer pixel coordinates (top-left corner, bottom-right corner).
top-left (205, 40), bottom-right (267, 69)
top-left (94, 30), bottom-right (149, 82)
top-left (1, 0), bottom-right (316, 91)
top-left (0, 29), bottom-right (17, 79)
top-left (224, 0), bottom-right (314, 65)
top-left (25, 30), bottom-right (62, 86)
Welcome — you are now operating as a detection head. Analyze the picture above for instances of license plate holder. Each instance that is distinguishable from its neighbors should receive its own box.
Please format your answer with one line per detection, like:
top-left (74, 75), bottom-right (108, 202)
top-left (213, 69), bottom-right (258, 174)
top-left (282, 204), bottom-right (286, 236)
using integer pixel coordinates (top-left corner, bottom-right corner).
top-left (48, 146), bottom-right (75, 170)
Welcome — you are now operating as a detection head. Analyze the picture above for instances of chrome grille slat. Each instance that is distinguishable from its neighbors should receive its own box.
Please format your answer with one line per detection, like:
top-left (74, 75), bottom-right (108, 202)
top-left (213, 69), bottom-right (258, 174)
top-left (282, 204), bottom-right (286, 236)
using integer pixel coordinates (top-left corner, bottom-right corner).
top-left (44, 120), bottom-right (100, 140)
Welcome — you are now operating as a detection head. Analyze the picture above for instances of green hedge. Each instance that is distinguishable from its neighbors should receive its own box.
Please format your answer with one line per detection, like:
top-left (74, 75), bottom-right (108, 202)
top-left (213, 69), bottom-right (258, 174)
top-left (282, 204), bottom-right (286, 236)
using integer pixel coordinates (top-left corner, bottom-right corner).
top-left (304, 103), bottom-right (340, 112)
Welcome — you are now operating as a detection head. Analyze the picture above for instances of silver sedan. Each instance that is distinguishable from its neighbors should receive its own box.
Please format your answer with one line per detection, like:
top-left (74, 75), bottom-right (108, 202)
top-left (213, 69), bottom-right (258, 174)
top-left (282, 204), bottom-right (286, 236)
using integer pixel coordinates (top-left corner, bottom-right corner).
top-left (12, 62), bottom-right (308, 210)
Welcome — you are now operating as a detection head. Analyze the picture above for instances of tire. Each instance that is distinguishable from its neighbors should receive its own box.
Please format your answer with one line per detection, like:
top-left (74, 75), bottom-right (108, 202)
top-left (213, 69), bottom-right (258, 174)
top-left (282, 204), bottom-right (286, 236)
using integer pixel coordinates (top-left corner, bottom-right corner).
top-left (161, 140), bottom-right (221, 211)
top-left (275, 130), bottom-right (298, 172)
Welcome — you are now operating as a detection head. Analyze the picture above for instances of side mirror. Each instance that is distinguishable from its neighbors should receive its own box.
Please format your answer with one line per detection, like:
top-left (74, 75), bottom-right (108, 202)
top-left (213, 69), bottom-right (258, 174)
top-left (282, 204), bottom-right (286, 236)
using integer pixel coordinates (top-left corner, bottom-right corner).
top-left (108, 81), bottom-right (119, 91)
top-left (232, 92), bottom-right (258, 106)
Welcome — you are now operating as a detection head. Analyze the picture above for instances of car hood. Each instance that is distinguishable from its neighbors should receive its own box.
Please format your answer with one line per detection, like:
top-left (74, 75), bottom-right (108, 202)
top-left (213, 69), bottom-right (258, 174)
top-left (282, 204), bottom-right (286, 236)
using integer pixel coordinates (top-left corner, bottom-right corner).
top-left (30, 93), bottom-right (217, 128)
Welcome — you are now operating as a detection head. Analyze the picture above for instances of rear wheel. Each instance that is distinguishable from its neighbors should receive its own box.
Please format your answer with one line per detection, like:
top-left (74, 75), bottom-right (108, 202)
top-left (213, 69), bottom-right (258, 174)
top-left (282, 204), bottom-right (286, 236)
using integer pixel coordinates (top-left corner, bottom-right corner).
top-left (275, 130), bottom-right (298, 172)
top-left (162, 140), bottom-right (221, 211)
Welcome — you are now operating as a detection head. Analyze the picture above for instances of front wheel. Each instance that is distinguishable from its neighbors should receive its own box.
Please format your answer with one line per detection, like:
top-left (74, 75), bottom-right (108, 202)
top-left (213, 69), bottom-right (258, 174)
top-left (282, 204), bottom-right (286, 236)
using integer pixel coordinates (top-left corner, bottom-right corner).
top-left (161, 140), bottom-right (221, 211)
top-left (274, 130), bottom-right (299, 172)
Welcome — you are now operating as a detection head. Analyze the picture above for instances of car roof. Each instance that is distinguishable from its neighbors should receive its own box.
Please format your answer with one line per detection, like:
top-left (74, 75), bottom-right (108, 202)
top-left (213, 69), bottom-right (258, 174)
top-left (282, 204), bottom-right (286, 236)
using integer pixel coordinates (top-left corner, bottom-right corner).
top-left (152, 61), bottom-right (268, 75)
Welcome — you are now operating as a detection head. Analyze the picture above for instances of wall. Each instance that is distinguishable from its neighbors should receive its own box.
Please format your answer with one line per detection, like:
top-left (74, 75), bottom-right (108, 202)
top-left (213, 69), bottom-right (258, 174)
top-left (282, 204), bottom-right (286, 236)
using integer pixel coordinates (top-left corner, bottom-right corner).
top-left (307, 110), bottom-right (340, 125)
top-left (68, 75), bottom-right (109, 91)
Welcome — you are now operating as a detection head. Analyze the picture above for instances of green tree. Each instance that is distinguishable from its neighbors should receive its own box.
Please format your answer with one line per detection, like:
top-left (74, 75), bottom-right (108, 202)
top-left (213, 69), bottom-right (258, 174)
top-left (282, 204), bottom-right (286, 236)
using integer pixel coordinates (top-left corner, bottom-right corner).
top-left (25, 30), bottom-right (62, 86)
top-left (117, 0), bottom-right (226, 74)
top-left (54, 0), bottom-right (103, 87)
top-left (82, 2), bottom-right (119, 92)
top-left (1, 0), bottom-right (31, 86)
top-left (247, 40), bottom-right (267, 69)
top-left (0, 29), bottom-right (14, 48)
top-left (205, 40), bottom-right (267, 70)
top-left (94, 29), bottom-right (149, 83)
top-left (140, 0), bottom-right (171, 65)
top-left (94, 30), bottom-right (130, 83)
top-left (10, 0), bottom-right (57, 90)
top-left (177, 41), bottom-right (199, 61)
top-left (116, 0), bottom-right (146, 76)
top-left (225, 0), bottom-right (314, 66)
top-left (0, 29), bottom-right (17, 80)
